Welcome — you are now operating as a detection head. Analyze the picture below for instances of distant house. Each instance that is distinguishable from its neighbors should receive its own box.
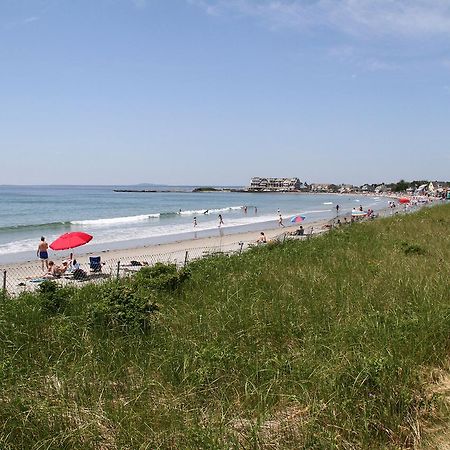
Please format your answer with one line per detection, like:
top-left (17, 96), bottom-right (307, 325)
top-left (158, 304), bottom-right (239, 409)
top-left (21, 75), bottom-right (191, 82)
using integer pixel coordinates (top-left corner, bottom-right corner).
top-left (299, 182), bottom-right (309, 191)
top-left (415, 184), bottom-right (428, 195)
top-left (375, 184), bottom-right (390, 193)
top-left (310, 183), bottom-right (331, 192)
top-left (428, 181), bottom-right (449, 194)
top-left (339, 184), bottom-right (355, 193)
top-left (249, 177), bottom-right (302, 192)
top-left (360, 184), bottom-right (375, 193)
top-left (428, 181), bottom-right (439, 193)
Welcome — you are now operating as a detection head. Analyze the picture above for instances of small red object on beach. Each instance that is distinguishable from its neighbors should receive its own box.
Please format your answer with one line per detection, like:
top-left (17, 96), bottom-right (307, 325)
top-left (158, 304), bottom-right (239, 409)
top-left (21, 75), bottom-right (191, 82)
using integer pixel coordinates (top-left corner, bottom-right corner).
top-left (399, 198), bottom-right (410, 204)
top-left (50, 232), bottom-right (93, 250)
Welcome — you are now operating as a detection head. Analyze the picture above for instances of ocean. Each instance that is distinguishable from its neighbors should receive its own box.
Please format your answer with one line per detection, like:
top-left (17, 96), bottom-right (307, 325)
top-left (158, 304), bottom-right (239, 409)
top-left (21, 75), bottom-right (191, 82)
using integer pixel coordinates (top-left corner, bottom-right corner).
top-left (0, 185), bottom-right (385, 263)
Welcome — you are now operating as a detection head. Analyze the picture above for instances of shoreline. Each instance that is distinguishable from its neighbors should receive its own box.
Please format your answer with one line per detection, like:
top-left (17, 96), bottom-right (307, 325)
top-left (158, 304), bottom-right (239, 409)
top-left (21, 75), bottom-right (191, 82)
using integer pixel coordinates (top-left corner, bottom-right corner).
top-left (0, 192), bottom-right (404, 269)
top-left (0, 217), bottom-right (330, 271)
top-left (0, 193), bottom-right (428, 270)
top-left (1, 198), bottom-right (441, 293)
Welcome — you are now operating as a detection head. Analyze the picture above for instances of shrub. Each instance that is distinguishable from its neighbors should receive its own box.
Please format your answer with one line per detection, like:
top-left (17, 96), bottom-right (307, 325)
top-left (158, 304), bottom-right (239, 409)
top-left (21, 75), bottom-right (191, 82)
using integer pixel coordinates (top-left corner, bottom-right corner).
top-left (400, 241), bottom-right (426, 255)
top-left (89, 282), bottom-right (159, 330)
top-left (0, 289), bottom-right (8, 302)
top-left (37, 280), bottom-right (71, 314)
top-left (133, 263), bottom-right (190, 291)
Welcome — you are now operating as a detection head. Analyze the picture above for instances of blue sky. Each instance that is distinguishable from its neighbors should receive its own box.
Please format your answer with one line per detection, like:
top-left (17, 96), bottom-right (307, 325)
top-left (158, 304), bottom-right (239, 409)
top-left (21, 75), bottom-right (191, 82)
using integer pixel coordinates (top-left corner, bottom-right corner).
top-left (1, 0), bottom-right (449, 186)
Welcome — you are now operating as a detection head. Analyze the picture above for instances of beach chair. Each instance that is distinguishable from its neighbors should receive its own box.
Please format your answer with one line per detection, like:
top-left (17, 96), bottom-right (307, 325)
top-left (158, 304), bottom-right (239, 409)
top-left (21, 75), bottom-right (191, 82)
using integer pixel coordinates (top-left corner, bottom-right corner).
top-left (89, 256), bottom-right (102, 272)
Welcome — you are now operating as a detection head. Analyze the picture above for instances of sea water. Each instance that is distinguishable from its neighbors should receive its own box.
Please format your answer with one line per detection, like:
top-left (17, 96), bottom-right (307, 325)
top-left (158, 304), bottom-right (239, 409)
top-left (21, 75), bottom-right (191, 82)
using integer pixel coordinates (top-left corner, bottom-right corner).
top-left (0, 185), bottom-right (384, 263)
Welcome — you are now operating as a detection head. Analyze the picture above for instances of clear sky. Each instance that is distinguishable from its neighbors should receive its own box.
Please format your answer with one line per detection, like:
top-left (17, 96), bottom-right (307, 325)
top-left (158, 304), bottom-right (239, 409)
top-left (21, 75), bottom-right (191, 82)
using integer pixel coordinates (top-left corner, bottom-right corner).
top-left (1, 0), bottom-right (449, 186)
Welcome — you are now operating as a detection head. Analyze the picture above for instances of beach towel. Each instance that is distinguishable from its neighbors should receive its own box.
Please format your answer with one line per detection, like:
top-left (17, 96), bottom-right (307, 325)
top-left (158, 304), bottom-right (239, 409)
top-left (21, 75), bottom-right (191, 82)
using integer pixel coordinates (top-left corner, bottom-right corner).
top-left (29, 278), bottom-right (46, 283)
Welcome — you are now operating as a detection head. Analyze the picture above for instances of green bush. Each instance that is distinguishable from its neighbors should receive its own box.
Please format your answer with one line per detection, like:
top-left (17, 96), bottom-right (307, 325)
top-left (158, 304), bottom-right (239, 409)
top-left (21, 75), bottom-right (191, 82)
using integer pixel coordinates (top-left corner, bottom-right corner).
top-left (133, 263), bottom-right (190, 291)
top-left (37, 280), bottom-right (71, 314)
top-left (0, 289), bottom-right (8, 302)
top-left (89, 282), bottom-right (159, 330)
top-left (400, 241), bottom-right (426, 255)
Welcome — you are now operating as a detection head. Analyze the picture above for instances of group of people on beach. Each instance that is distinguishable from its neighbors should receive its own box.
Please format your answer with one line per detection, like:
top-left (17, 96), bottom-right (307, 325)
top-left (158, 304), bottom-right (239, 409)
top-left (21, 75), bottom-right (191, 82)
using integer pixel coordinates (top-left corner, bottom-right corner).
top-left (45, 255), bottom-right (80, 278)
top-left (37, 237), bottom-right (80, 277)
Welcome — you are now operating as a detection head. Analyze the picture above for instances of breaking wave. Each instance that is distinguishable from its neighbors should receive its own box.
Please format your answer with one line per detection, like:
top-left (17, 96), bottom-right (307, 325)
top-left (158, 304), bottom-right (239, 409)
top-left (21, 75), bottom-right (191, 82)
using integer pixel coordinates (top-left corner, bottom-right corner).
top-left (71, 214), bottom-right (160, 226)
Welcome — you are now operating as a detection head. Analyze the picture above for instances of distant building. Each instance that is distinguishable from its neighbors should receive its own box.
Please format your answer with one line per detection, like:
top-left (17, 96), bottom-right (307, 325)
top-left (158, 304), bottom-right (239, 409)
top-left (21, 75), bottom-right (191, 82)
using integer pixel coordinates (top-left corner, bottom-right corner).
top-left (339, 184), bottom-right (355, 193)
top-left (428, 181), bottom-right (439, 193)
top-left (310, 183), bottom-right (333, 192)
top-left (249, 177), bottom-right (302, 192)
top-left (375, 184), bottom-right (390, 193)
top-left (360, 184), bottom-right (375, 193)
top-left (414, 184), bottom-right (428, 195)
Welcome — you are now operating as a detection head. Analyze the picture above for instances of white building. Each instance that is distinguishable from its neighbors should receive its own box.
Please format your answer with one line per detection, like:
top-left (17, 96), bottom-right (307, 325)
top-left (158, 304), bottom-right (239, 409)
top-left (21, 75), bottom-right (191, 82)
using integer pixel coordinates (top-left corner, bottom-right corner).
top-left (249, 177), bottom-right (302, 191)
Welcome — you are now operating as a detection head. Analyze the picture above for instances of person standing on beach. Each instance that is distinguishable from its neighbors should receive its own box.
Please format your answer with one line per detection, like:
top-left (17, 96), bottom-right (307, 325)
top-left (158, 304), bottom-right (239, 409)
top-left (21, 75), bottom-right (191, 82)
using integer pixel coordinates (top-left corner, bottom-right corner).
top-left (278, 214), bottom-right (285, 227)
top-left (37, 236), bottom-right (49, 271)
top-left (193, 217), bottom-right (197, 227)
top-left (336, 204), bottom-right (340, 215)
top-left (218, 214), bottom-right (224, 227)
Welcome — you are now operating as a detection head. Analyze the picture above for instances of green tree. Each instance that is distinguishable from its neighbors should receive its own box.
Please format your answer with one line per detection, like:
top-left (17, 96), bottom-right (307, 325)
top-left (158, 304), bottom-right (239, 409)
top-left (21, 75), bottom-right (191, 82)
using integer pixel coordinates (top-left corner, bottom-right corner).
top-left (394, 179), bottom-right (409, 192)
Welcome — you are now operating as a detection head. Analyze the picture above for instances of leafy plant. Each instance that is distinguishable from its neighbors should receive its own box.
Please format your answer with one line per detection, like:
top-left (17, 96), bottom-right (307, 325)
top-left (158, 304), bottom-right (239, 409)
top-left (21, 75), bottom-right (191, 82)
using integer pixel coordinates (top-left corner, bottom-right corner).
top-left (89, 282), bottom-right (159, 330)
top-left (400, 241), bottom-right (426, 255)
top-left (37, 280), bottom-right (71, 314)
top-left (133, 263), bottom-right (190, 291)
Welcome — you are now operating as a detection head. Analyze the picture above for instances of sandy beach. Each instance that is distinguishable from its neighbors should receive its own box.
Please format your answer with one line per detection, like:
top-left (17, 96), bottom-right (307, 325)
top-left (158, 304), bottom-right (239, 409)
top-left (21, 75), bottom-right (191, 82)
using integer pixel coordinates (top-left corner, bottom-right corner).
top-left (1, 216), bottom-right (333, 293)
top-left (2, 195), bottom-right (432, 294)
top-left (1, 216), bottom-right (330, 271)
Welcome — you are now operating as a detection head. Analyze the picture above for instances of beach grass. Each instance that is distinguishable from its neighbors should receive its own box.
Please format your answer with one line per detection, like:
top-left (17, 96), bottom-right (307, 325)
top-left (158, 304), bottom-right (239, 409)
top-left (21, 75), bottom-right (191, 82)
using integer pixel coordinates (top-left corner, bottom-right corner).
top-left (1, 204), bottom-right (449, 449)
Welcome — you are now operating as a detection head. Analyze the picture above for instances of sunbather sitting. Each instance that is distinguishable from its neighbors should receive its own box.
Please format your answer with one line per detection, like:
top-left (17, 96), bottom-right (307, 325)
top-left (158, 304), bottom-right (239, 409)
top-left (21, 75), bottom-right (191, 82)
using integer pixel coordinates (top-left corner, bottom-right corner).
top-left (67, 259), bottom-right (80, 272)
top-left (257, 232), bottom-right (267, 244)
top-left (45, 261), bottom-right (68, 278)
top-left (290, 226), bottom-right (304, 236)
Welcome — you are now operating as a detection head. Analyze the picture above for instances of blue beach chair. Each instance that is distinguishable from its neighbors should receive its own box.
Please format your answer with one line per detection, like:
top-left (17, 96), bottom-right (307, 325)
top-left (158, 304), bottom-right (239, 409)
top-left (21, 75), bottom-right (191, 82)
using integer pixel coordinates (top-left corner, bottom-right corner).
top-left (89, 256), bottom-right (102, 272)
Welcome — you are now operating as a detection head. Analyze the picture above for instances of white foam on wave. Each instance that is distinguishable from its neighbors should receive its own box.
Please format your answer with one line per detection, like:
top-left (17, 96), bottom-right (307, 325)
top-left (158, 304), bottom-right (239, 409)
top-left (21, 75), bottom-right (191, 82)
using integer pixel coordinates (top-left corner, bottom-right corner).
top-left (0, 213), bottom-right (286, 256)
top-left (323, 202), bottom-right (333, 205)
top-left (71, 213), bottom-right (160, 226)
top-left (179, 209), bottom-right (205, 216)
top-left (0, 206), bottom-right (345, 258)
top-left (0, 238), bottom-right (39, 256)
top-left (179, 206), bottom-right (243, 216)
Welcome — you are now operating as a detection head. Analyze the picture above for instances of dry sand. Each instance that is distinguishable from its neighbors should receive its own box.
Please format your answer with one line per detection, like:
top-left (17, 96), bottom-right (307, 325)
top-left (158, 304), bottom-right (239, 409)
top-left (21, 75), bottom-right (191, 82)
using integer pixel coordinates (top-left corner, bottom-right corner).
top-left (1, 218), bottom-right (331, 293)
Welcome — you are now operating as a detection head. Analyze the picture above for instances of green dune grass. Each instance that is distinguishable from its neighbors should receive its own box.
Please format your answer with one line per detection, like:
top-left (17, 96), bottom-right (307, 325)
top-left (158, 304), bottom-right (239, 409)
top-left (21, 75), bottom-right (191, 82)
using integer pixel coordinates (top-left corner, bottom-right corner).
top-left (1, 204), bottom-right (449, 449)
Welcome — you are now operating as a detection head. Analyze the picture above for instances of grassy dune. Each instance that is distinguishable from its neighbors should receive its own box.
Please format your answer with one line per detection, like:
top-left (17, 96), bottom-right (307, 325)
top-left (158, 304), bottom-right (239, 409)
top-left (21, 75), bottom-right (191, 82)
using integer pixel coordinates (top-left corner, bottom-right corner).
top-left (1, 204), bottom-right (449, 449)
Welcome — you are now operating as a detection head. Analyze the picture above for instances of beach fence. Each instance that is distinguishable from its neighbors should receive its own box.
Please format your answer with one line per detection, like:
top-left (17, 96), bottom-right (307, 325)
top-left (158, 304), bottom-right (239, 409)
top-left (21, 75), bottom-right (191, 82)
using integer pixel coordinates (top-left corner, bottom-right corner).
top-left (0, 240), bottom-right (258, 296)
top-left (0, 202), bottom-right (432, 296)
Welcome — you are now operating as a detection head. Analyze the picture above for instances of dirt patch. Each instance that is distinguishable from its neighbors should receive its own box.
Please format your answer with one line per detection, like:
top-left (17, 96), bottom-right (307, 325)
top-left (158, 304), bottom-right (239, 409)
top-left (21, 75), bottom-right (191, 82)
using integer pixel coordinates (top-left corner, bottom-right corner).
top-left (421, 368), bottom-right (450, 449)
top-left (229, 404), bottom-right (309, 448)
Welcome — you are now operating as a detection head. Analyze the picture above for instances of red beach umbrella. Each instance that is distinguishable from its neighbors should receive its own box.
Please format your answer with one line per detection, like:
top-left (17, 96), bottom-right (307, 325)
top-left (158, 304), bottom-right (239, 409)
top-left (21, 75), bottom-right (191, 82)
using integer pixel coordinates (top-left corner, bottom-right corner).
top-left (399, 197), bottom-right (410, 204)
top-left (50, 232), bottom-right (93, 251)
